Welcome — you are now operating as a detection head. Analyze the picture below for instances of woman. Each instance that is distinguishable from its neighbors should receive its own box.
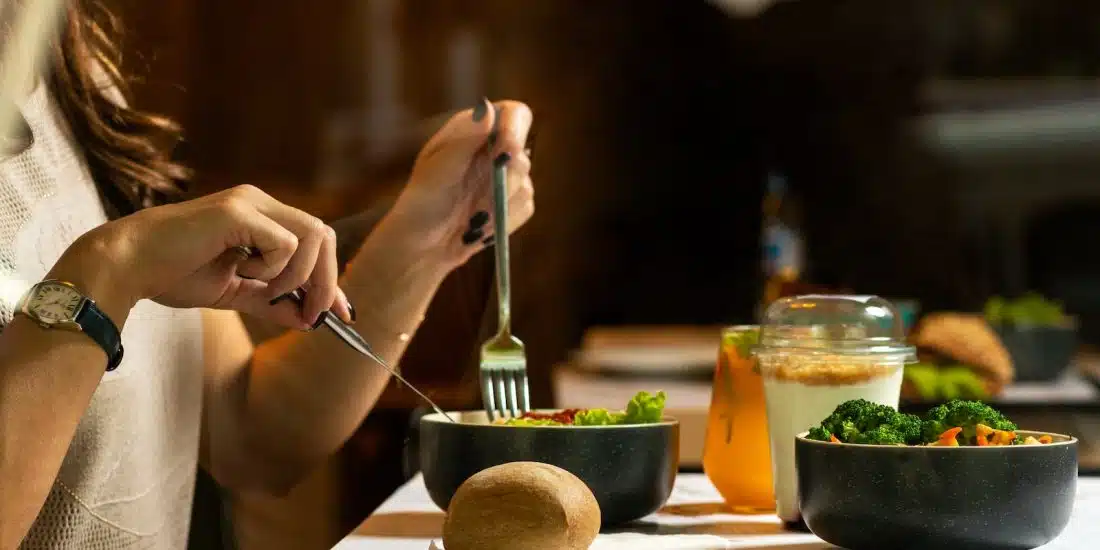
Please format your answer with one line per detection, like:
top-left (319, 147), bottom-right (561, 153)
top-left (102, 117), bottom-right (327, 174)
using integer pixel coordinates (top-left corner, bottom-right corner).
top-left (0, 2), bottom-right (534, 548)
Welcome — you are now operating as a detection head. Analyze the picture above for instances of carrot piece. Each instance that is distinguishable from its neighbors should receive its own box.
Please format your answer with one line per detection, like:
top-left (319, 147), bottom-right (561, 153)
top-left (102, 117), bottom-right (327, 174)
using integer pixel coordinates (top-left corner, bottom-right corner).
top-left (996, 431), bottom-right (1016, 445)
top-left (936, 427), bottom-right (962, 447)
top-left (1039, 435), bottom-right (1053, 444)
top-left (939, 427), bottom-right (963, 439)
top-left (829, 434), bottom-right (841, 443)
top-left (975, 424), bottom-right (993, 446)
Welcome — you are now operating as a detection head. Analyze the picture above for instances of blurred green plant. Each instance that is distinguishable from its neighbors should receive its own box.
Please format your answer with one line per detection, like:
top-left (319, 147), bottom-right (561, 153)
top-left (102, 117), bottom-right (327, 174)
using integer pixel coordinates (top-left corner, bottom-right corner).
top-left (984, 293), bottom-right (1067, 327)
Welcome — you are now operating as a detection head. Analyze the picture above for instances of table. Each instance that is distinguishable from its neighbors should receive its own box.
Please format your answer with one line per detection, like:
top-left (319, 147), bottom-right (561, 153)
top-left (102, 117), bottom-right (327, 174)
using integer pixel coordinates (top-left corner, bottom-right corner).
top-left (336, 473), bottom-right (1100, 549)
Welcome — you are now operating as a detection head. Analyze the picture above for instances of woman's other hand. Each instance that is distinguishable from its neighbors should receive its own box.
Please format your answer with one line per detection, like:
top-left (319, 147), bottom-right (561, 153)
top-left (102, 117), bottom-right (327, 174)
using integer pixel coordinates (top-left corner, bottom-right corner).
top-left (380, 99), bottom-right (535, 271)
top-left (54, 185), bottom-right (351, 329)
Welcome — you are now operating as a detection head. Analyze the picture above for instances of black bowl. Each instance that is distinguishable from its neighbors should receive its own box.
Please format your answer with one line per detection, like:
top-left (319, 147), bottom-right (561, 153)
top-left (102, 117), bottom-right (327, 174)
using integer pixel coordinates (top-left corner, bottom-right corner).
top-left (995, 323), bottom-right (1078, 382)
top-left (796, 431), bottom-right (1078, 550)
top-left (419, 411), bottom-right (679, 526)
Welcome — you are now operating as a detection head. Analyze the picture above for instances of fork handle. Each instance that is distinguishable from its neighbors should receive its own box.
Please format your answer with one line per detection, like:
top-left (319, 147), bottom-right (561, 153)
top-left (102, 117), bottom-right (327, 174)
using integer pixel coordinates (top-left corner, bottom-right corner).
top-left (491, 155), bottom-right (512, 336)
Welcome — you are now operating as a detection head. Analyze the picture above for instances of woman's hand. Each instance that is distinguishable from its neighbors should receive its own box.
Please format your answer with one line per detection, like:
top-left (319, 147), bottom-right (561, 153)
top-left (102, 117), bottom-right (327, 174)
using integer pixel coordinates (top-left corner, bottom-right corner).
top-left (56, 185), bottom-right (352, 329)
top-left (379, 99), bottom-right (535, 271)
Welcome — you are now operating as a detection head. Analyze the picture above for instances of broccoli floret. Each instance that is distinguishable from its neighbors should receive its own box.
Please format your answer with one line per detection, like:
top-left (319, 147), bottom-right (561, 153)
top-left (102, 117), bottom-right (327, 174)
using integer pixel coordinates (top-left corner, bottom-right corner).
top-left (852, 425), bottom-right (906, 445)
top-left (810, 399), bottom-right (924, 445)
top-left (807, 426), bottom-right (832, 441)
top-left (893, 412), bottom-right (924, 445)
top-left (921, 400), bottom-right (1018, 444)
top-left (838, 420), bottom-right (861, 442)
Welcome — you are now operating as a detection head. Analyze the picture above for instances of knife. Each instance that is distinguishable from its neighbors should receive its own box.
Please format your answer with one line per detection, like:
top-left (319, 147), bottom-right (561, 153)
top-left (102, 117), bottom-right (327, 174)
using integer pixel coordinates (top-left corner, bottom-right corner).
top-left (275, 288), bottom-right (456, 423)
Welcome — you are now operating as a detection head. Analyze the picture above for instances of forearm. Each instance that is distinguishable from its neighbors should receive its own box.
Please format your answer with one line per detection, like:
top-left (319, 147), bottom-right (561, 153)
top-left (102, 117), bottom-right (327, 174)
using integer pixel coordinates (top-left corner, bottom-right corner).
top-left (0, 253), bottom-right (134, 547)
top-left (234, 218), bottom-right (450, 489)
top-left (329, 194), bottom-right (397, 274)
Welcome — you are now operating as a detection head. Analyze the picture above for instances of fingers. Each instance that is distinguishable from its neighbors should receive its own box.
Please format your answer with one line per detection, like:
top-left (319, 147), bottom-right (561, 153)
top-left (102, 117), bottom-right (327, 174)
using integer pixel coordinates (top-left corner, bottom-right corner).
top-left (302, 225), bottom-right (352, 325)
top-left (211, 185), bottom-right (344, 323)
top-left (265, 224), bottom-right (322, 302)
top-left (490, 101), bottom-right (533, 160)
top-left (234, 186), bottom-right (337, 302)
top-left (506, 175), bottom-right (535, 235)
top-left (417, 99), bottom-right (532, 179)
top-left (477, 171), bottom-right (535, 245)
top-left (419, 98), bottom-right (496, 164)
top-left (236, 278), bottom-right (312, 329)
top-left (504, 149), bottom-right (532, 179)
top-left (215, 192), bottom-right (298, 281)
top-left (230, 279), bottom-right (353, 331)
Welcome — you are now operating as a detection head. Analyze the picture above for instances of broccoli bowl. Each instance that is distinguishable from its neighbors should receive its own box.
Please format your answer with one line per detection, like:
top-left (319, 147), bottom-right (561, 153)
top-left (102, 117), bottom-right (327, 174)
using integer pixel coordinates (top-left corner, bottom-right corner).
top-left (795, 400), bottom-right (1077, 550)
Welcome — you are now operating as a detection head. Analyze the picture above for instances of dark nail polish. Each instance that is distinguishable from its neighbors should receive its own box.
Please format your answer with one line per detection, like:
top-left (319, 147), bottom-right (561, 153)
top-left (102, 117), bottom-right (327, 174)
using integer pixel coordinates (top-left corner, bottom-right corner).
top-left (347, 301), bottom-right (357, 323)
top-left (494, 152), bottom-right (512, 166)
top-left (469, 210), bottom-right (489, 229)
top-left (461, 228), bottom-right (484, 245)
top-left (472, 99), bottom-right (488, 122)
top-left (482, 235), bottom-right (495, 246)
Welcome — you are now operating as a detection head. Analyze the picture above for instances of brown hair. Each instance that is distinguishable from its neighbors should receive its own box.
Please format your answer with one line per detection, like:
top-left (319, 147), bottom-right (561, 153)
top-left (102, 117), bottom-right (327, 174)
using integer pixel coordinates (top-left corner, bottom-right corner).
top-left (48, 0), bottom-right (190, 219)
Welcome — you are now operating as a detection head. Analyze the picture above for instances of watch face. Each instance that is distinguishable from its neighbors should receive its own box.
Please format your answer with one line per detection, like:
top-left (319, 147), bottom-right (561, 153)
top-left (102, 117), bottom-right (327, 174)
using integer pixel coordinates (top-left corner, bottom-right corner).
top-left (28, 282), bottom-right (84, 324)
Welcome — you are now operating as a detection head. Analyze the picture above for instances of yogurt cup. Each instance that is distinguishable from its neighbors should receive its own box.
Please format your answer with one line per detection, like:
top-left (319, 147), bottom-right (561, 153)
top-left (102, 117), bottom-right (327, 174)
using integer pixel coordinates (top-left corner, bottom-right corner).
top-left (753, 295), bottom-right (915, 524)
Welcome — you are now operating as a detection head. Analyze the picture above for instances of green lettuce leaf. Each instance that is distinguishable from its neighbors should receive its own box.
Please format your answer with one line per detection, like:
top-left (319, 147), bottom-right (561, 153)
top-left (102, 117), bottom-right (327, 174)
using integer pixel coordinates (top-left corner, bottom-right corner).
top-left (620, 391), bottom-right (667, 424)
top-left (573, 409), bottom-right (625, 426)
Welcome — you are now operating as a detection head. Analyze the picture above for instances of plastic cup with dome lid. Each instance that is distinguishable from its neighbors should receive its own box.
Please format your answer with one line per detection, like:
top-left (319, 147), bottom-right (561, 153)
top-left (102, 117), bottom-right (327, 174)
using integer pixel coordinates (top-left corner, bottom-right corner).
top-left (752, 294), bottom-right (916, 524)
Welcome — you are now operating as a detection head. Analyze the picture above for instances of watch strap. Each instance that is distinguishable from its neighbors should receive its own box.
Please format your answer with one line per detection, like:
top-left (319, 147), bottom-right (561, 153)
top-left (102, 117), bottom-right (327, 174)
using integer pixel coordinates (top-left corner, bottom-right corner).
top-left (74, 299), bottom-right (124, 371)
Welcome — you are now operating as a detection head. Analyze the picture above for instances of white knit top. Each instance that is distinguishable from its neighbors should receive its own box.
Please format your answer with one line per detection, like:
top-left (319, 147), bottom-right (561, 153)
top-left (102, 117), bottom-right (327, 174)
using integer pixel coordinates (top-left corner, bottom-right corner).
top-left (2, 82), bottom-right (205, 549)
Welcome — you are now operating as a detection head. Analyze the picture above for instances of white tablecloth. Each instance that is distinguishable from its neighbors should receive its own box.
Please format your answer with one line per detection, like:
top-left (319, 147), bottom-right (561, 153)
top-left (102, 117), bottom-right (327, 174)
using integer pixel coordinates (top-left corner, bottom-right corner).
top-left (335, 473), bottom-right (1100, 550)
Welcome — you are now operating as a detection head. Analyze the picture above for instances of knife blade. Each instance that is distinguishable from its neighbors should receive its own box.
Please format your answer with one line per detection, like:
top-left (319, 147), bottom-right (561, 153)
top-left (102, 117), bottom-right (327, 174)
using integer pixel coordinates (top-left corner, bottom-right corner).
top-left (276, 288), bottom-right (456, 423)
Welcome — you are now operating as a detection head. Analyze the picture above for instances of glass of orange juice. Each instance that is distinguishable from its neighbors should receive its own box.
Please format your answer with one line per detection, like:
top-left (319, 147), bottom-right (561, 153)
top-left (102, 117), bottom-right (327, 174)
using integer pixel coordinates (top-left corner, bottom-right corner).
top-left (703, 325), bottom-right (775, 512)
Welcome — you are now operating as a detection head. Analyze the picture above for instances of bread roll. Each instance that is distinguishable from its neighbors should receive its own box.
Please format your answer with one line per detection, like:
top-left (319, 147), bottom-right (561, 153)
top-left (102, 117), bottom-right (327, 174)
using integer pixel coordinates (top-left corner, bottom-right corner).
top-left (910, 313), bottom-right (1014, 391)
top-left (442, 462), bottom-right (600, 550)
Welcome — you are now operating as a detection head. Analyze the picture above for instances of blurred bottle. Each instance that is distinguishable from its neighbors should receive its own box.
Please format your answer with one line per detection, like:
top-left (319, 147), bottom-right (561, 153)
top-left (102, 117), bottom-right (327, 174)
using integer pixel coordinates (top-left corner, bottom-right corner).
top-left (759, 172), bottom-right (805, 316)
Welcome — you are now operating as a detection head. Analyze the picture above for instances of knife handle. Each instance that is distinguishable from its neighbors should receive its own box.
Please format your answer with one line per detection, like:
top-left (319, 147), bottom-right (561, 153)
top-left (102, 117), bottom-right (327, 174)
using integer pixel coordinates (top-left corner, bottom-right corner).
top-left (271, 288), bottom-right (328, 330)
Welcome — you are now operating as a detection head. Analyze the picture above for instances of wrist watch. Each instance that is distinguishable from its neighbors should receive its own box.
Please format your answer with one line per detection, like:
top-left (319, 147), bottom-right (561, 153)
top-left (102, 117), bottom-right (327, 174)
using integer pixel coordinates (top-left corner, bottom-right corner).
top-left (16, 279), bottom-right (125, 371)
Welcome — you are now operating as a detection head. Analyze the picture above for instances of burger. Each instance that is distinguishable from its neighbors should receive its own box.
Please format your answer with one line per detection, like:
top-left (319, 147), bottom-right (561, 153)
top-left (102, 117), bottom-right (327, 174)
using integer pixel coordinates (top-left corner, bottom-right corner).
top-left (903, 312), bottom-right (1015, 402)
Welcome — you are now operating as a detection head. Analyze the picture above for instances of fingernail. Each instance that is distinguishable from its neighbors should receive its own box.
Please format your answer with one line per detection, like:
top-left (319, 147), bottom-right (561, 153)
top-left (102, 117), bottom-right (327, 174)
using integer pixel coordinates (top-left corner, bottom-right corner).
top-left (461, 228), bottom-right (484, 245)
top-left (347, 300), bottom-right (357, 324)
top-left (482, 235), bottom-right (495, 246)
top-left (472, 99), bottom-right (488, 122)
top-left (469, 210), bottom-right (489, 229)
top-left (494, 152), bottom-right (511, 166)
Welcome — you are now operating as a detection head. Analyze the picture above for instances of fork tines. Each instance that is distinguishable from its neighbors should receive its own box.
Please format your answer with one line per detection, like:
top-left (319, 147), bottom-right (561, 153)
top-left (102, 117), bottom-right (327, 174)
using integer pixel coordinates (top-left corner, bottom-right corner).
top-left (480, 366), bottom-right (530, 421)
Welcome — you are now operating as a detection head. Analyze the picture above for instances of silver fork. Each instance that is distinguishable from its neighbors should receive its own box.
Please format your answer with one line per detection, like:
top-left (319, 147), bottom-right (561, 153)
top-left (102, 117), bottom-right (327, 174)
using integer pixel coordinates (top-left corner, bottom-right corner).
top-left (479, 149), bottom-right (530, 421)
